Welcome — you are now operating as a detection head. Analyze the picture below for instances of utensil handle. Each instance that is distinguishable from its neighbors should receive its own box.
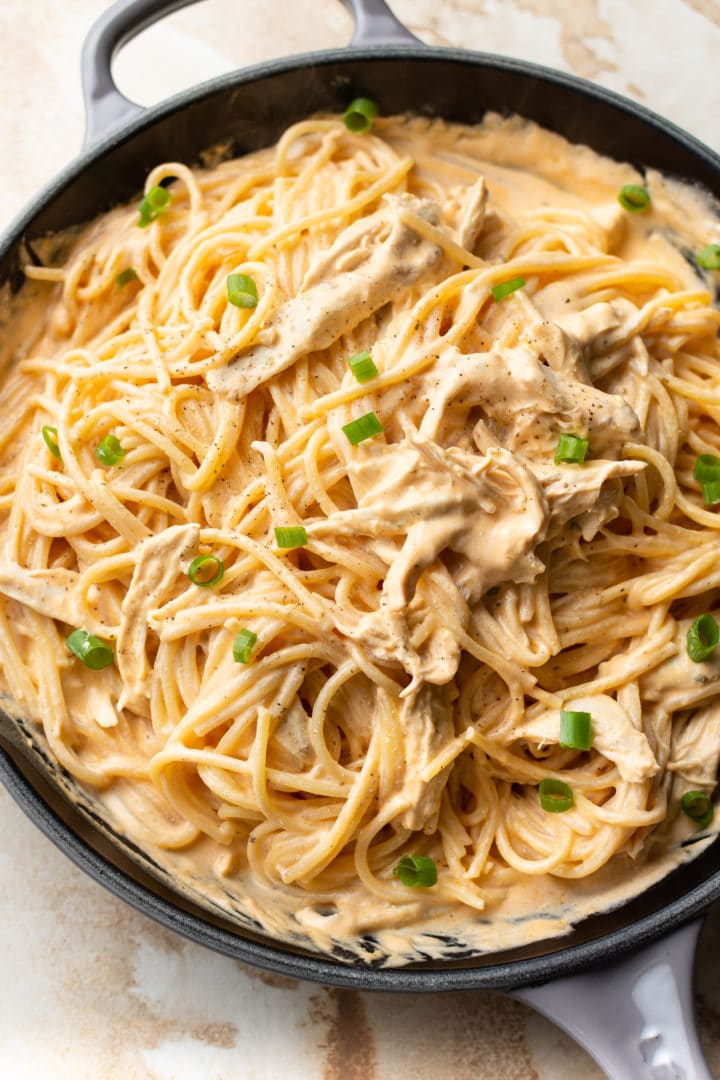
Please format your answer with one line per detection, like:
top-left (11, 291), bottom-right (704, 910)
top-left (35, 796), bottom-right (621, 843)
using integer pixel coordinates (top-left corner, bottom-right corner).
top-left (80, 0), bottom-right (420, 147)
top-left (512, 919), bottom-right (713, 1080)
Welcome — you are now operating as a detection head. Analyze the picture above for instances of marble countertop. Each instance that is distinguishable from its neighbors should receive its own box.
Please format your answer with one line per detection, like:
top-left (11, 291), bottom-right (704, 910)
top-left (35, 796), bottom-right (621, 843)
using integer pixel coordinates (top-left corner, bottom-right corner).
top-left (1, 1), bottom-right (720, 1077)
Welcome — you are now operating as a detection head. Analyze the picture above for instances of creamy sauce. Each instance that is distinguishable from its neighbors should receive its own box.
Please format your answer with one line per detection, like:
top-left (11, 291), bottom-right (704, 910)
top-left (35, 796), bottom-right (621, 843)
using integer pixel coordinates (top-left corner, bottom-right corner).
top-left (1, 112), bottom-right (719, 965)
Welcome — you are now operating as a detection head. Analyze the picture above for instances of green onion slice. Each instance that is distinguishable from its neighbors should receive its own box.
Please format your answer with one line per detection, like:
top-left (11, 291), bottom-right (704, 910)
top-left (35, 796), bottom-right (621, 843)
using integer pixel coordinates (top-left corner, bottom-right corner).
top-left (618, 184), bottom-right (651, 213)
top-left (686, 613), bottom-right (719, 663)
top-left (95, 433), bottom-right (126, 467)
top-left (681, 790), bottom-right (714, 829)
top-left (115, 268), bottom-right (139, 288)
top-left (701, 479), bottom-right (720, 506)
top-left (233, 628), bottom-right (257, 664)
top-left (138, 184), bottom-right (171, 227)
top-left (393, 854), bottom-right (437, 888)
top-left (227, 272), bottom-right (258, 309)
top-left (538, 778), bottom-right (574, 813)
top-left (348, 349), bottom-right (379, 383)
top-left (66, 628), bottom-right (114, 670)
top-left (188, 553), bottom-right (225, 587)
top-left (41, 425), bottom-right (61, 460)
top-left (554, 433), bottom-right (589, 465)
top-left (491, 275), bottom-right (525, 302)
top-left (693, 454), bottom-right (720, 483)
top-left (274, 525), bottom-right (308, 549)
top-left (343, 97), bottom-right (378, 133)
top-left (697, 244), bottom-right (720, 271)
top-left (559, 710), bottom-right (592, 751)
top-left (342, 411), bottom-right (384, 446)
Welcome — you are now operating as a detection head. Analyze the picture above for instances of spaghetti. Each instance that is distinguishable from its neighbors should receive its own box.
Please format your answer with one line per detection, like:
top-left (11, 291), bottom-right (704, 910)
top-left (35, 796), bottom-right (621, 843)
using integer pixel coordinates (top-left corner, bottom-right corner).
top-left (1, 112), bottom-right (720, 961)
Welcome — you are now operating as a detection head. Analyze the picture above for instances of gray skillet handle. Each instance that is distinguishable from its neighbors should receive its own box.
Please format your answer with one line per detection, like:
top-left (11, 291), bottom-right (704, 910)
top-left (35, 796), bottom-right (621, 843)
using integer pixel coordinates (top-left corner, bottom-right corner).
top-left (512, 919), bottom-right (713, 1080)
top-left (81, 0), bottom-right (197, 147)
top-left (81, 0), bottom-right (419, 148)
top-left (340, 0), bottom-right (420, 46)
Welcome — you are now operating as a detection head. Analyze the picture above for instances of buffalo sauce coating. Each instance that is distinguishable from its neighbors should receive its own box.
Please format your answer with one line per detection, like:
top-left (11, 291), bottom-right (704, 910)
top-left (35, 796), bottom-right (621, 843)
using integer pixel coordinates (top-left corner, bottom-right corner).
top-left (0, 112), bottom-right (718, 964)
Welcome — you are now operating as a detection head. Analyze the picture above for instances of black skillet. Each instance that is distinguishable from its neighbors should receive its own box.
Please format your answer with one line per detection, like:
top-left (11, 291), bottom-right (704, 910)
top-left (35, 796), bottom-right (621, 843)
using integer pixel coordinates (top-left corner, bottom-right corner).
top-left (1, 2), bottom-right (719, 1075)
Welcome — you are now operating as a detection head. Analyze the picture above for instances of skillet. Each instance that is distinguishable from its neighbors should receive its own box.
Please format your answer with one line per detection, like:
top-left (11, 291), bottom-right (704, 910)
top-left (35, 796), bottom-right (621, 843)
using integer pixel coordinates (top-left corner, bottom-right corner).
top-left (1, 2), bottom-right (719, 1075)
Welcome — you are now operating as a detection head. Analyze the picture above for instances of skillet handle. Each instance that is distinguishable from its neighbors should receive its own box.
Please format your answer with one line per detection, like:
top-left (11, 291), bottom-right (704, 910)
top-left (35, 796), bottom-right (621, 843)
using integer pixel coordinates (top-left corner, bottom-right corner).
top-left (511, 919), bottom-right (713, 1080)
top-left (81, 0), bottom-right (420, 148)
top-left (81, 0), bottom-right (197, 148)
top-left (340, 0), bottom-right (420, 46)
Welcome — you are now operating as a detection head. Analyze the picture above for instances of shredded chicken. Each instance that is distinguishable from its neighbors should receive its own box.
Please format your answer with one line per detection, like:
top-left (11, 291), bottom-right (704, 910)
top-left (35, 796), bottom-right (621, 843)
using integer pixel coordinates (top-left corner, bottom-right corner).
top-left (0, 565), bottom-right (81, 626)
top-left (313, 325), bottom-right (643, 684)
top-left (422, 336), bottom-right (643, 461)
top-left (313, 439), bottom-right (547, 685)
top-left (642, 615), bottom-right (720, 713)
top-left (517, 693), bottom-right (659, 783)
top-left (116, 524), bottom-right (200, 712)
top-left (207, 194), bottom-right (445, 398)
top-left (668, 700), bottom-right (720, 790)
top-left (457, 177), bottom-right (488, 251)
top-left (392, 683), bottom-right (455, 832)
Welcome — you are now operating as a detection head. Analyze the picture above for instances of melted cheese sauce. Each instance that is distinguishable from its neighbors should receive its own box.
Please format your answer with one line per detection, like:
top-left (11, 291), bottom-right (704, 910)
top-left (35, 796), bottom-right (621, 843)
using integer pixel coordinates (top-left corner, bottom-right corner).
top-left (0, 113), bottom-right (719, 964)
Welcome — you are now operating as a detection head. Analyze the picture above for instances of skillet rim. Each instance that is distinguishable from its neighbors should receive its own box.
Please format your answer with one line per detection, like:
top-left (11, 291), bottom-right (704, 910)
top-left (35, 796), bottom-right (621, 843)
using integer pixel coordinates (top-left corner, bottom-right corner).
top-left (2, 43), bottom-right (719, 265)
top-left (3, 747), bottom-right (717, 992)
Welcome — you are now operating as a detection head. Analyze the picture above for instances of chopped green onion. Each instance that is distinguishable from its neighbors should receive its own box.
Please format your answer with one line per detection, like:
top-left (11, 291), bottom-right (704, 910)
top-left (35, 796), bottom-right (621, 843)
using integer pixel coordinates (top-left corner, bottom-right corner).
top-left (138, 184), bottom-right (171, 227)
top-left (393, 854), bottom-right (437, 888)
top-left (693, 454), bottom-right (720, 483)
top-left (554, 433), bottom-right (589, 464)
top-left (686, 614), bottom-right (719, 663)
top-left (681, 790), bottom-right (714, 829)
top-left (559, 710), bottom-right (592, 751)
top-left (701, 480), bottom-right (720, 506)
top-left (226, 272), bottom-right (258, 309)
top-left (65, 628), bottom-right (114, 670)
top-left (187, 553), bottom-right (224, 587)
top-left (233, 628), bottom-right (257, 664)
top-left (343, 97), bottom-right (378, 134)
top-left (342, 411), bottom-right (384, 446)
top-left (538, 778), bottom-right (574, 813)
top-left (115, 268), bottom-right (139, 288)
top-left (41, 425), bottom-right (61, 460)
top-left (491, 275), bottom-right (525, 302)
top-left (274, 525), bottom-right (308, 549)
top-left (697, 244), bottom-right (720, 271)
top-left (95, 433), bottom-right (126, 467)
top-left (348, 349), bottom-right (379, 383)
top-left (618, 184), bottom-right (651, 213)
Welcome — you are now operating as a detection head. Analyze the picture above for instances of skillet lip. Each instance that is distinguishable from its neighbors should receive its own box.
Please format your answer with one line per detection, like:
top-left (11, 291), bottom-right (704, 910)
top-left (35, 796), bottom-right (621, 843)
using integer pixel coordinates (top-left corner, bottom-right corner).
top-left (2, 746), bottom-right (717, 992)
top-left (1, 42), bottom-right (719, 265)
top-left (1, 40), bottom-right (720, 991)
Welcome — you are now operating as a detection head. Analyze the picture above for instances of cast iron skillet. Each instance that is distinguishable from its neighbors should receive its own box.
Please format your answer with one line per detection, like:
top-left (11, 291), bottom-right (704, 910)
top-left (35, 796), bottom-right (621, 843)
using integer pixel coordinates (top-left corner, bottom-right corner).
top-left (1, 2), bottom-right (719, 1075)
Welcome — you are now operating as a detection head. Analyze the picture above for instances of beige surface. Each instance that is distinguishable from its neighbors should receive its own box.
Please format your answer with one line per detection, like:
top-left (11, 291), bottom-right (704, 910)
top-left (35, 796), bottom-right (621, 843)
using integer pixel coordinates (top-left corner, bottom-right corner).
top-left (1, 1), bottom-right (720, 1077)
